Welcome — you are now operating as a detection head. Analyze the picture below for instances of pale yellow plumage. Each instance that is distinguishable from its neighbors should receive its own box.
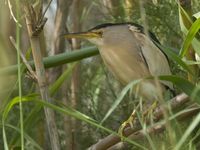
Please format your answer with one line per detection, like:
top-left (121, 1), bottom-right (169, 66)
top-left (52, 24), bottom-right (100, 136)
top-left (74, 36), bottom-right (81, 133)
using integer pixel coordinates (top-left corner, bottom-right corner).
top-left (88, 24), bottom-right (173, 100)
top-left (64, 23), bottom-right (173, 101)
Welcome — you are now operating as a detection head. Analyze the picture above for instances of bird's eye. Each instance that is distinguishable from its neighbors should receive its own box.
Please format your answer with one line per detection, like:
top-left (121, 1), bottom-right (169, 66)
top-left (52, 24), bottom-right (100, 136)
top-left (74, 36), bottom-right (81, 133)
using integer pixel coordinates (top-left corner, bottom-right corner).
top-left (96, 31), bottom-right (103, 36)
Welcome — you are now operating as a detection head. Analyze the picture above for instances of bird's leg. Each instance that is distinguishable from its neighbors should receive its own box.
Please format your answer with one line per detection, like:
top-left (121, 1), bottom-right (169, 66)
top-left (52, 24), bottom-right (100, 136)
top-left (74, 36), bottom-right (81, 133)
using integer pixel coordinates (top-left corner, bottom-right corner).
top-left (118, 105), bottom-right (139, 139)
top-left (118, 100), bottom-right (159, 140)
top-left (142, 100), bottom-right (158, 124)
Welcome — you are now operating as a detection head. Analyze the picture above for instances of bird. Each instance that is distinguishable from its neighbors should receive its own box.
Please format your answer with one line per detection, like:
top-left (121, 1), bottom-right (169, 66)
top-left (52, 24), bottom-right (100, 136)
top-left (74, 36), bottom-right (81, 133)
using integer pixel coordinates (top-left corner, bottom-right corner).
top-left (64, 22), bottom-right (173, 134)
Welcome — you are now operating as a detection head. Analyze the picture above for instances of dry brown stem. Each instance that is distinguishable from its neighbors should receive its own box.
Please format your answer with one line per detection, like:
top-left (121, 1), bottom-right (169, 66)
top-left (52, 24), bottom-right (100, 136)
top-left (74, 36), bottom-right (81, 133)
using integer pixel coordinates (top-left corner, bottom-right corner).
top-left (23, 1), bottom-right (60, 150)
top-left (88, 93), bottom-right (196, 150)
top-left (109, 105), bottom-right (200, 150)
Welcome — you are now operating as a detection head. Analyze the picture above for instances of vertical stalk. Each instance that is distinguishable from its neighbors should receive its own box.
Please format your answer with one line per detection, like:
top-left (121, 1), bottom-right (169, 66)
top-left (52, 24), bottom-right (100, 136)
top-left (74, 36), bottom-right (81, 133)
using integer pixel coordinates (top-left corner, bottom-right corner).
top-left (23, 2), bottom-right (60, 150)
top-left (28, 36), bottom-right (60, 150)
top-left (49, 0), bottom-right (72, 148)
top-left (69, 0), bottom-right (81, 148)
top-left (15, 0), bottom-right (24, 149)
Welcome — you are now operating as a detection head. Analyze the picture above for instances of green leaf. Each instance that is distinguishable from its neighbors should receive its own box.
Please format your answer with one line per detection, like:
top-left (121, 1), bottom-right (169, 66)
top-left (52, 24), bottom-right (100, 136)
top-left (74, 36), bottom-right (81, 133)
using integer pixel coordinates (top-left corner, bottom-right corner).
top-left (193, 12), bottom-right (200, 19)
top-left (0, 46), bottom-right (99, 76)
top-left (155, 43), bottom-right (193, 75)
top-left (100, 79), bottom-right (142, 124)
top-left (35, 99), bottom-right (146, 149)
top-left (178, 6), bottom-right (200, 64)
top-left (2, 94), bottom-right (38, 150)
top-left (159, 75), bottom-right (200, 103)
top-left (101, 74), bottom-right (199, 125)
top-left (2, 95), bottom-right (147, 149)
top-left (178, 4), bottom-right (193, 35)
top-left (2, 95), bottom-right (37, 120)
top-left (192, 38), bottom-right (200, 56)
top-left (174, 112), bottom-right (200, 150)
top-left (1, 124), bottom-right (43, 150)
top-left (159, 75), bottom-right (194, 96)
top-left (191, 83), bottom-right (200, 102)
top-left (184, 60), bottom-right (200, 65)
top-left (49, 62), bottom-right (77, 96)
top-left (180, 18), bottom-right (200, 57)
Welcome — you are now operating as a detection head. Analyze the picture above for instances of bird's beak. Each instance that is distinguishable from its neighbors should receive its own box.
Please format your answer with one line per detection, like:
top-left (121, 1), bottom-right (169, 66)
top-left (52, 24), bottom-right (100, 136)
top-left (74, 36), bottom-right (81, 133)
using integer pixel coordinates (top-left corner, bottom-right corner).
top-left (63, 31), bottom-right (100, 39)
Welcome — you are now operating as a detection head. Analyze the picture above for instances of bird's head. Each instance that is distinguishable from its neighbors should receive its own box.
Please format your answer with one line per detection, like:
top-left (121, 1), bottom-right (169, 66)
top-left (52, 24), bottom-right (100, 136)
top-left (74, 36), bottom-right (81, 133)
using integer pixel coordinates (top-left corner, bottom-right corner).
top-left (63, 23), bottom-right (140, 47)
top-left (64, 25), bottom-right (105, 46)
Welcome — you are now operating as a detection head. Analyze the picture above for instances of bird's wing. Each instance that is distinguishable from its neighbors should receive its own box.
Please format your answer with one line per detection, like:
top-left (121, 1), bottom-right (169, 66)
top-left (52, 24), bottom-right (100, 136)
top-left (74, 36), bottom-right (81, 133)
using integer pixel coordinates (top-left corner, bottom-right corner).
top-left (129, 26), bottom-right (173, 90)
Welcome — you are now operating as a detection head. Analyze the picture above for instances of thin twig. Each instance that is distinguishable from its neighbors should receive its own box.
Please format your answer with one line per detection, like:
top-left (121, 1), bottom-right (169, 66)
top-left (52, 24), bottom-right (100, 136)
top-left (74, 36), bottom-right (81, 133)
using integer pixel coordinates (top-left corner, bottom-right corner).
top-left (7, 0), bottom-right (22, 27)
top-left (39, 0), bottom-right (52, 24)
top-left (9, 36), bottom-right (37, 80)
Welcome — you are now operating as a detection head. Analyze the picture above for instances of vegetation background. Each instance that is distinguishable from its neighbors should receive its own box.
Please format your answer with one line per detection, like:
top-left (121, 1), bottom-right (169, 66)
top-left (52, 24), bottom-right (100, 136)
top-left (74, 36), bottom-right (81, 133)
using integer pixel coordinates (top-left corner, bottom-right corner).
top-left (0, 0), bottom-right (200, 149)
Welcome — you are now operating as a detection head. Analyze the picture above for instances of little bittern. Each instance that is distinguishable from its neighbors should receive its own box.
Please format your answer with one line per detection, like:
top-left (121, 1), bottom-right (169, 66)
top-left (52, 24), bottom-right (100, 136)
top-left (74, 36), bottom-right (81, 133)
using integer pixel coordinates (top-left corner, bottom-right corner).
top-left (64, 23), bottom-right (173, 134)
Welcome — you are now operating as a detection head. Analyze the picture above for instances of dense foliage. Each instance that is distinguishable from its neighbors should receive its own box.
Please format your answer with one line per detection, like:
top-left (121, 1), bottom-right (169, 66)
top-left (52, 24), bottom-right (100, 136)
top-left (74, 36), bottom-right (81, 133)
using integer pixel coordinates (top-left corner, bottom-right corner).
top-left (0, 0), bottom-right (200, 149)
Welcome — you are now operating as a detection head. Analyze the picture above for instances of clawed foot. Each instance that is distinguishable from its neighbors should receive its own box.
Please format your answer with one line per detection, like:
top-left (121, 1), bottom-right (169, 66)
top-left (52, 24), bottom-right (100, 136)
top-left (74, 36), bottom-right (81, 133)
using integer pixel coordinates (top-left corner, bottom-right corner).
top-left (118, 101), bottom-right (158, 140)
top-left (118, 109), bottom-right (137, 140)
